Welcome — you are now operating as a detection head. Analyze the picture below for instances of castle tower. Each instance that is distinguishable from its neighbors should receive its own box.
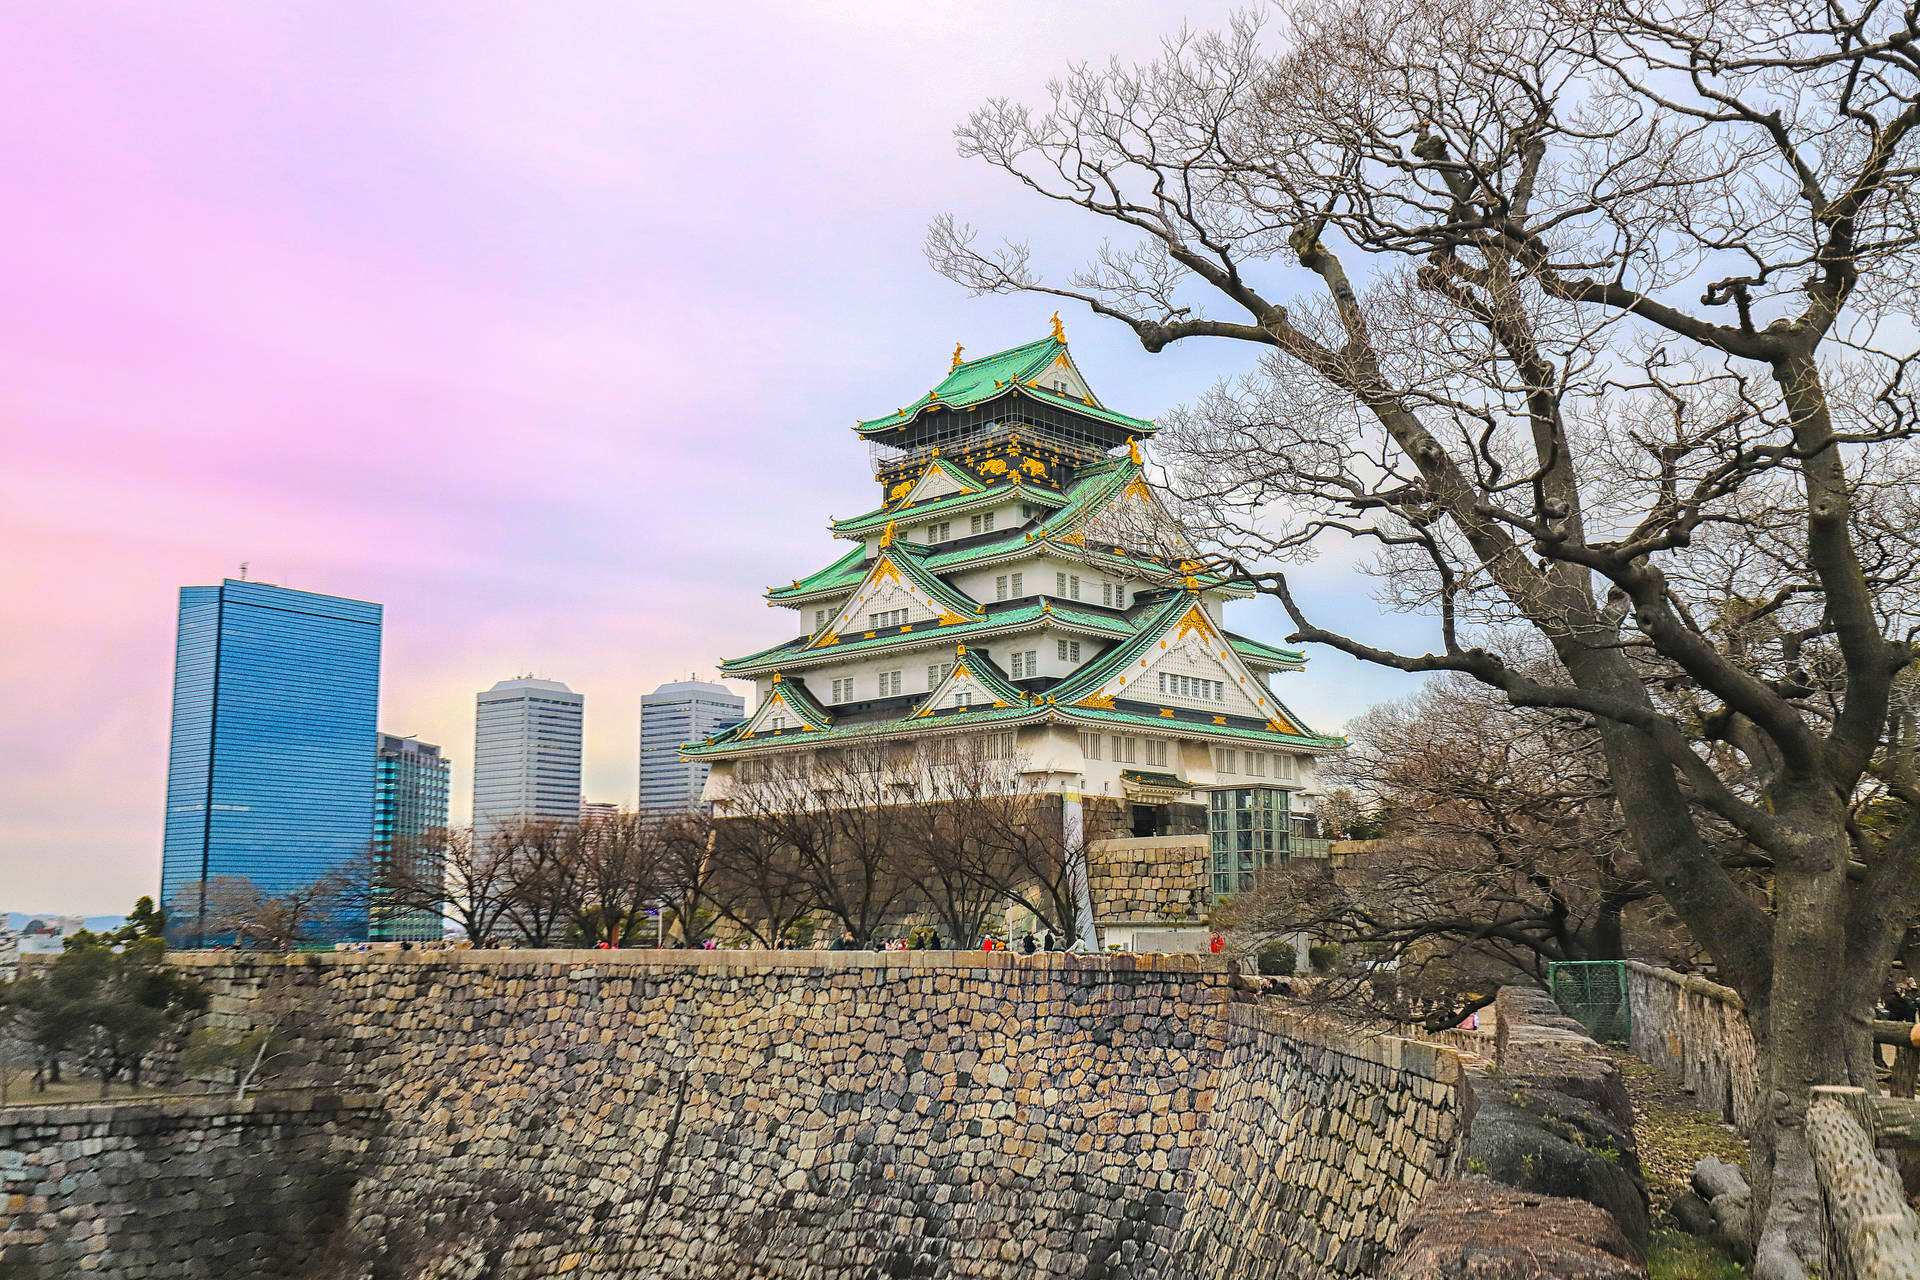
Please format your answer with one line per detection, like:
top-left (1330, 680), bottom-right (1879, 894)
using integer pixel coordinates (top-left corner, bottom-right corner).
top-left (685, 324), bottom-right (1343, 918)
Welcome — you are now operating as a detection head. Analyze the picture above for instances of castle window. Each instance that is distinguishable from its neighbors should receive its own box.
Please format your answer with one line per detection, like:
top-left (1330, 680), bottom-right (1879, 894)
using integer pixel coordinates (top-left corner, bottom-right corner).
top-left (869, 608), bottom-right (909, 629)
top-left (926, 521), bottom-right (951, 542)
top-left (1109, 735), bottom-right (1137, 764)
top-left (1079, 732), bottom-right (1102, 760)
top-left (1213, 747), bottom-right (1237, 774)
top-left (927, 661), bottom-right (953, 689)
top-left (831, 677), bottom-right (855, 702)
top-left (1010, 650), bottom-right (1038, 679)
top-left (970, 512), bottom-right (995, 535)
top-left (1144, 739), bottom-right (1168, 767)
top-left (983, 731), bottom-right (1016, 761)
top-left (1057, 639), bottom-right (1081, 663)
top-left (878, 669), bottom-right (902, 696)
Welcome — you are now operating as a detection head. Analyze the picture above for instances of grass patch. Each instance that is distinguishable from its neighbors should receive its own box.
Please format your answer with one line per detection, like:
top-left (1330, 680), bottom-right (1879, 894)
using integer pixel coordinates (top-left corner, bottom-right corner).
top-left (1647, 1228), bottom-right (1747, 1280)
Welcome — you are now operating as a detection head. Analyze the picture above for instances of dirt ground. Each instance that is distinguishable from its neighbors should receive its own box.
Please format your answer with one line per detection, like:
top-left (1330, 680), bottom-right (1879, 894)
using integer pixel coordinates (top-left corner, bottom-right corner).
top-left (0, 1067), bottom-right (210, 1107)
top-left (1609, 1048), bottom-right (1751, 1280)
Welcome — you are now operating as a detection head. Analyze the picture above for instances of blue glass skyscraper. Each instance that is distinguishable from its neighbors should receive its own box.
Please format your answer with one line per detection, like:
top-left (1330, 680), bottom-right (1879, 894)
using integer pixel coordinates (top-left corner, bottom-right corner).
top-left (160, 579), bottom-right (382, 946)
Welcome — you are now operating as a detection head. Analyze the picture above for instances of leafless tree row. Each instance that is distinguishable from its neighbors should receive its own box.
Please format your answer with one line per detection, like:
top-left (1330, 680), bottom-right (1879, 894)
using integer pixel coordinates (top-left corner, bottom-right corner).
top-left (172, 741), bottom-right (1096, 951)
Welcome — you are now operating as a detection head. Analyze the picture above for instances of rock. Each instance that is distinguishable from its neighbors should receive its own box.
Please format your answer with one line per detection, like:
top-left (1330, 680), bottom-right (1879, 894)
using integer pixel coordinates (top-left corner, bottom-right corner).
top-left (1380, 1180), bottom-right (1645, 1279)
top-left (1462, 1069), bottom-right (1651, 1250)
top-left (1709, 1190), bottom-right (1753, 1264)
top-left (1670, 1190), bottom-right (1716, 1238)
top-left (1691, 1155), bottom-right (1750, 1203)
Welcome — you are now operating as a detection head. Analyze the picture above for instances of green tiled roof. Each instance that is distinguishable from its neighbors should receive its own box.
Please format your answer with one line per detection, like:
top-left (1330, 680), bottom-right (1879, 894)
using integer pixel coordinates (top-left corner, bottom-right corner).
top-left (910, 648), bottom-right (1029, 718)
top-left (768, 543), bottom-right (869, 602)
top-left (721, 598), bottom-right (1133, 676)
top-left (854, 336), bottom-right (1156, 438)
top-left (1225, 631), bottom-right (1307, 669)
top-left (830, 477), bottom-right (1064, 539)
top-left (681, 695), bottom-right (1342, 759)
top-left (1058, 700), bottom-right (1344, 750)
top-left (760, 676), bottom-right (834, 730)
top-left (1047, 594), bottom-right (1198, 705)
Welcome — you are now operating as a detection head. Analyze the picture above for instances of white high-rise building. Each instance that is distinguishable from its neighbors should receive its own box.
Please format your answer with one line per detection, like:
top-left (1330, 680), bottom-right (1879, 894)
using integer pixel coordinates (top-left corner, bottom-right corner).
top-left (639, 679), bottom-right (745, 813)
top-left (472, 677), bottom-right (584, 840)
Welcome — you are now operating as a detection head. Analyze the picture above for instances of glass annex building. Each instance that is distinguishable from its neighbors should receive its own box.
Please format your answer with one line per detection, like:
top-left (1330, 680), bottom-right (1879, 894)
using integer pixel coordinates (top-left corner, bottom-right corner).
top-left (160, 579), bottom-right (382, 946)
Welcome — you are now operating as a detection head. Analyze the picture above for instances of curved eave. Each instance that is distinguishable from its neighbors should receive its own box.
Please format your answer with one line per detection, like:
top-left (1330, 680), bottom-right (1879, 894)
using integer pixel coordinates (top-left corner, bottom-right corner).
top-left (855, 382), bottom-right (1159, 440)
top-left (830, 480), bottom-right (1067, 539)
top-left (681, 702), bottom-right (1345, 760)
top-left (719, 605), bottom-right (1132, 677)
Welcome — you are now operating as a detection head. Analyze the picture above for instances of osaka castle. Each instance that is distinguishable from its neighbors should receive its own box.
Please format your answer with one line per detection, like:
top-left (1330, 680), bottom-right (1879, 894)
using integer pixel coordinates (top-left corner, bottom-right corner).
top-left (688, 319), bottom-right (1343, 912)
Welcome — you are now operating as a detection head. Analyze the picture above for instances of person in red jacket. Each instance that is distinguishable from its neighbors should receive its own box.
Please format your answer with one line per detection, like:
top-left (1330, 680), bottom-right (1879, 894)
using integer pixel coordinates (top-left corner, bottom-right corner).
top-left (1209, 934), bottom-right (1225, 954)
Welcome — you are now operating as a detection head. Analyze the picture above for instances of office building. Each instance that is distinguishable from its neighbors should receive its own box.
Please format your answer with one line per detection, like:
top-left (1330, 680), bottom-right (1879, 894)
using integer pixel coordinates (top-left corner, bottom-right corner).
top-left (580, 800), bottom-right (620, 821)
top-left (371, 734), bottom-right (450, 941)
top-left (472, 677), bottom-right (583, 840)
top-left (639, 680), bottom-right (744, 813)
top-left (160, 579), bottom-right (382, 946)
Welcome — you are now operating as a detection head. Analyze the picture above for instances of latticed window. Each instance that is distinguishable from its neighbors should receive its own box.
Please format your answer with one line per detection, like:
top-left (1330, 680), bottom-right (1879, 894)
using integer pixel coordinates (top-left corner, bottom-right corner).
top-left (878, 669), bottom-right (902, 696)
top-left (869, 608), bottom-right (909, 630)
top-left (927, 661), bottom-right (953, 689)
top-left (1208, 787), bottom-right (1290, 898)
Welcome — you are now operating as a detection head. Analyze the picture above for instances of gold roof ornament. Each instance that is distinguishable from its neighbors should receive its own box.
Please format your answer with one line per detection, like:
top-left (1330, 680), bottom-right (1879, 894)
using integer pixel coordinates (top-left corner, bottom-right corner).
top-left (952, 343), bottom-right (965, 369)
top-left (880, 520), bottom-right (897, 548)
top-left (1127, 437), bottom-right (1142, 465)
top-left (956, 643), bottom-right (967, 655)
top-left (1051, 311), bottom-right (1065, 342)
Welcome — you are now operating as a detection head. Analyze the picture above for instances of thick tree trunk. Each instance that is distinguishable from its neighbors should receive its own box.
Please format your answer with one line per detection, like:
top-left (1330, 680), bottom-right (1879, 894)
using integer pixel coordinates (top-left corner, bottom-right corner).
top-left (1748, 815), bottom-right (1860, 1279)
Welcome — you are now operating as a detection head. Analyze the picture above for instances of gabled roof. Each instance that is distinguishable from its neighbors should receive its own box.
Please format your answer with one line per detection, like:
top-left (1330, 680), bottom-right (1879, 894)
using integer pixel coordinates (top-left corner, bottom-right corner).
top-left (888, 456), bottom-right (986, 506)
top-left (909, 645), bottom-right (1030, 719)
top-left (855, 335), bottom-right (1157, 438)
top-left (728, 676), bottom-right (835, 739)
top-left (803, 544), bottom-right (982, 647)
top-left (1047, 593), bottom-right (1324, 736)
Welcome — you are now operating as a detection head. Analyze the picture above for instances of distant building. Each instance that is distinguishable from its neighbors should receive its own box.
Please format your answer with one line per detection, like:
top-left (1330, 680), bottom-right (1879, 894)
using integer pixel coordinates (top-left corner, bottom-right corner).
top-left (580, 801), bottom-right (620, 821)
top-left (639, 680), bottom-right (745, 813)
top-left (160, 579), bottom-right (382, 947)
top-left (371, 734), bottom-right (450, 942)
top-left (473, 678), bottom-right (584, 840)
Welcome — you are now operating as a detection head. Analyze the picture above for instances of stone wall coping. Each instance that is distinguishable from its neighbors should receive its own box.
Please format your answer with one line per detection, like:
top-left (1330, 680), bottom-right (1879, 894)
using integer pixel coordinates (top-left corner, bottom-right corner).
top-left (1090, 834), bottom-right (1209, 852)
top-left (1626, 960), bottom-right (1743, 1009)
top-left (1231, 999), bottom-right (1464, 1086)
top-left (0, 1087), bottom-right (381, 1129)
top-left (162, 948), bottom-right (1238, 976)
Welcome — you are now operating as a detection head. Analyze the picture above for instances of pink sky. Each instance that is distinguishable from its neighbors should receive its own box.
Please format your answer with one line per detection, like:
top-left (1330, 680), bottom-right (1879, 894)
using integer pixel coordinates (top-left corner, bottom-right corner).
top-left (0, 2), bottom-right (1422, 913)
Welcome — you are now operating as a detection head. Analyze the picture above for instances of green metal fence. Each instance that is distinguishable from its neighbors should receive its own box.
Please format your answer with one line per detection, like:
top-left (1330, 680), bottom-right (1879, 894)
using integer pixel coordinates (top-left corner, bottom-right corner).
top-left (1547, 960), bottom-right (1631, 1046)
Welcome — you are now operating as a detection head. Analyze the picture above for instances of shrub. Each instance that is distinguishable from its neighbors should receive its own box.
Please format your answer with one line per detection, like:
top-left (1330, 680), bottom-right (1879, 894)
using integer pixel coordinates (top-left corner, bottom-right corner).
top-left (1307, 943), bottom-right (1342, 973)
top-left (1256, 941), bottom-right (1298, 976)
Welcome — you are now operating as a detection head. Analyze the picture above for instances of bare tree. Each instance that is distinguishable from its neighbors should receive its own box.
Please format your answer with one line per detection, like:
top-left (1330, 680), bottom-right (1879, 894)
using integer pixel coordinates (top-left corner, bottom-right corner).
top-left (170, 872), bottom-right (359, 951)
top-left (931, 2), bottom-right (1920, 1265)
top-left (718, 745), bottom-right (914, 944)
top-left (1224, 676), bottom-right (1695, 1026)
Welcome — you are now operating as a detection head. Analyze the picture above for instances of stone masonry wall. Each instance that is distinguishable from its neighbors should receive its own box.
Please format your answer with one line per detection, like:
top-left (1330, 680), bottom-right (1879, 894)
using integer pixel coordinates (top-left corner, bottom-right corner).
top-left (0, 1090), bottom-right (379, 1280)
top-left (1626, 961), bottom-right (1759, 1133)
top-left (0, 950), bottom-right (1475, 1280)
top-left (1087, 835), bottom-right (1210, 926)
top-left (1175, 1003), bottom-right (1464, 1279)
